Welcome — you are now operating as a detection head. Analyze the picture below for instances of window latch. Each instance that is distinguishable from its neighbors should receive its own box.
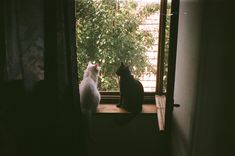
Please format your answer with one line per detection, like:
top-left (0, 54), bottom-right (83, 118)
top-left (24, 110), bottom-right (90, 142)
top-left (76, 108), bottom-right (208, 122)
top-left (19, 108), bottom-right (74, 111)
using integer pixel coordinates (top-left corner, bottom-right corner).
top-left (173, 104), bottom-right (180, 107)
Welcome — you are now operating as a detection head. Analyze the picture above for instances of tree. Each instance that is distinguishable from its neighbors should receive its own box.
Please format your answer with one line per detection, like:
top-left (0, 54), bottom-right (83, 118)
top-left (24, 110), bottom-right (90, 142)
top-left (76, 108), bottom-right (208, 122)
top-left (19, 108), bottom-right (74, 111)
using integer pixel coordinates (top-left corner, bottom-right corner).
top-left (76, 0), bottom-right (160, 91)
top-left (162, 3), bottom-right (171, 93)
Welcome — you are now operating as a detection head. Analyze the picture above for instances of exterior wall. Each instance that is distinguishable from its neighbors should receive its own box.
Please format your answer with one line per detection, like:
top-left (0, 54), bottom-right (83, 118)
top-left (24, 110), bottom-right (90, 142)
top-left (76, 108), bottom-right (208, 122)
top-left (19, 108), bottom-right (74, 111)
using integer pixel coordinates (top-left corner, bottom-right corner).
top-left (138, 0), bottom-right (160, 92)
top-left (139, 12), bottom-right (159, 92)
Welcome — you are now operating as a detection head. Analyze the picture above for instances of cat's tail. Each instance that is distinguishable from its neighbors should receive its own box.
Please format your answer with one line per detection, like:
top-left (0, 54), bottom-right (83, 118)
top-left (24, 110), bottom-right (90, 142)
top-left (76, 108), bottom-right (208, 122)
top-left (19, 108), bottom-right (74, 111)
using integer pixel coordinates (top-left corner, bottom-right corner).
top-left (114, 113), bottom-right (139, 126)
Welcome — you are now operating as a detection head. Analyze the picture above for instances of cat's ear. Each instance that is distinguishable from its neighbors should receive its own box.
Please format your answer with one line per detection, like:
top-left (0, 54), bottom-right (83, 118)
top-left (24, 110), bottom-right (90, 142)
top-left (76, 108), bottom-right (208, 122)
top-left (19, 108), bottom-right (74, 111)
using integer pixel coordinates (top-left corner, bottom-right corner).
top-left (95, 64), bottom-right (101, 71)
top-left (121, 62), bottom-right (124, 67)
top-left (95, 63), bottom-right (99, 69)
top-left (88, 61), bottom-right (92, 65)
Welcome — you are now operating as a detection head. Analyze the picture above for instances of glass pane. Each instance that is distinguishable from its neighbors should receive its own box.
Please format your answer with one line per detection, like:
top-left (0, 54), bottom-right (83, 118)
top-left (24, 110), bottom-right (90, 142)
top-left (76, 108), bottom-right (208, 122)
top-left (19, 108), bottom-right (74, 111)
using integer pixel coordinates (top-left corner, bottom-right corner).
top-left (162, 0), bottom-right (171, 93)
top-left (76, 0), bottom-right (161, 92)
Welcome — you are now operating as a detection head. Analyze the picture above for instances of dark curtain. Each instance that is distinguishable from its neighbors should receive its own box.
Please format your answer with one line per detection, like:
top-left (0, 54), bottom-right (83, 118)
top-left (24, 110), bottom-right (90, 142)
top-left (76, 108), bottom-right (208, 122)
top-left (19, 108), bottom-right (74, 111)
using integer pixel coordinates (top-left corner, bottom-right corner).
top-left (0, 0), bottom-right (5, 84)
top-left (0, 0), bottom-right (86, 155)
top-left (2, 0), bottom-right (44, 88)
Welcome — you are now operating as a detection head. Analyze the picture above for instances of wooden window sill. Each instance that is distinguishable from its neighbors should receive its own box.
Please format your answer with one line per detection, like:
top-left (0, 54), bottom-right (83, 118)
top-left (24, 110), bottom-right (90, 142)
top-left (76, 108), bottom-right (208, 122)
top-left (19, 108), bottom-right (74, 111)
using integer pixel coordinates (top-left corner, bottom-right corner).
top-left (96, 95), bottom-right (165, 131)
top-left (96, 104), bottom-right (157, 114)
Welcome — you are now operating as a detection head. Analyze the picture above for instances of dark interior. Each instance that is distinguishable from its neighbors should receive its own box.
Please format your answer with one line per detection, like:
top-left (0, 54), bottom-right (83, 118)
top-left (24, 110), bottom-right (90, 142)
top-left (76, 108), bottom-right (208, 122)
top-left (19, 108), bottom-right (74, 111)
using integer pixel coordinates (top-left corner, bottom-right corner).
top-left (0, 0), bottom-right (234, 156)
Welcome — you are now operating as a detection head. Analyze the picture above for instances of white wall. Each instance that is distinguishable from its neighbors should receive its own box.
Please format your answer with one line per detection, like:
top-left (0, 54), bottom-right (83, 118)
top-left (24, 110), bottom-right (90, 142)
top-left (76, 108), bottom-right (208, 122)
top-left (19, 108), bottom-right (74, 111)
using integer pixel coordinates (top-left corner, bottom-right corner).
top-left (171, 0), bottom-right (234, 156)
top-left (171, 0), bottom-right (203, 155)
top-left (191, 1), bottom-right (234, 156)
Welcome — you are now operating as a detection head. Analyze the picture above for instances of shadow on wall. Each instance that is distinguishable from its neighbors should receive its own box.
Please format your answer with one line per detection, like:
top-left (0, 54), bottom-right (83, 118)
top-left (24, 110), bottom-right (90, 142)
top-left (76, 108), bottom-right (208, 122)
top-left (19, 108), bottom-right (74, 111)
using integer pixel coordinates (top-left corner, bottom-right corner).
top-left (86, 113), bottom-right (166, 156)
top-left (171, 117), bottom-right (191, 156)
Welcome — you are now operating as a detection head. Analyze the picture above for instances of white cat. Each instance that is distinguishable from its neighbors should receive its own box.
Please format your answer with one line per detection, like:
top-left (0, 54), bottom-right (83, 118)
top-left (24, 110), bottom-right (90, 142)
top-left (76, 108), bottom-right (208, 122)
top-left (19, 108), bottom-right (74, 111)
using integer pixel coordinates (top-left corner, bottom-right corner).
top-left (79, 62), bottom-right (101, 140)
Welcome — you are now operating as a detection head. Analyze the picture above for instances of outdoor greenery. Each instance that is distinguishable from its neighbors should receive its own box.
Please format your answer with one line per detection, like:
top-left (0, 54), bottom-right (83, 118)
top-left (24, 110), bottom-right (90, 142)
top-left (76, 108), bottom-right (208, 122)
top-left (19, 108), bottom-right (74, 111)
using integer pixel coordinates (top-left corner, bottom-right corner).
top-left (76, 0), bottom-right (160, 91)
top-left (162, 3), bottom-right (171, 93)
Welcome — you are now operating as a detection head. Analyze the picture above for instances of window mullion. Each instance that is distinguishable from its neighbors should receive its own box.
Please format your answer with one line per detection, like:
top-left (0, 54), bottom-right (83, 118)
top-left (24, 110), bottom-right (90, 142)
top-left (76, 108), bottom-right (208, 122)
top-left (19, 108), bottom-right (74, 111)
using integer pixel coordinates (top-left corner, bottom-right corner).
top-left (156, 0), bottom-right (167, 95)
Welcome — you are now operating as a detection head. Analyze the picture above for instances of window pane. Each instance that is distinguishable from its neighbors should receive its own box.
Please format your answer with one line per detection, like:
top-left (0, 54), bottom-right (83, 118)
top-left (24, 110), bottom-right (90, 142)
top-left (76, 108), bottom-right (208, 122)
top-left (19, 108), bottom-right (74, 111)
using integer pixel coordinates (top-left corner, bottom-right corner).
top-left (162, 0), bottom-right (171, 93)
top-left (76, 0), bottom-right (161, 92)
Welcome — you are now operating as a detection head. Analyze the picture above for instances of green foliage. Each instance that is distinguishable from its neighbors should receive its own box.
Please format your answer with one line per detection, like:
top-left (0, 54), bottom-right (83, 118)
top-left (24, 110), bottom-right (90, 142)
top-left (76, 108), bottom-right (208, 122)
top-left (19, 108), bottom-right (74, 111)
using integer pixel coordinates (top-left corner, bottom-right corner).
top-left (162, 3), bottom-right (171, 93)
top-left (76, 0), bottom-right (160, 91)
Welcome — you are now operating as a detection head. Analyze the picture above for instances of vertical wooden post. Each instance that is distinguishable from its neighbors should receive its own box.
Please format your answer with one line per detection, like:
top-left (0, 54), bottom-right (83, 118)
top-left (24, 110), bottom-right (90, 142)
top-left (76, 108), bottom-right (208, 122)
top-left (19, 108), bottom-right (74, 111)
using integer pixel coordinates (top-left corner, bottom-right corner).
top-left (164, 0), bottom-right (180, 155)
top-left (156, 0), bottom-right (167, 95)
top-left (0, 0), bottom-right (6, 83)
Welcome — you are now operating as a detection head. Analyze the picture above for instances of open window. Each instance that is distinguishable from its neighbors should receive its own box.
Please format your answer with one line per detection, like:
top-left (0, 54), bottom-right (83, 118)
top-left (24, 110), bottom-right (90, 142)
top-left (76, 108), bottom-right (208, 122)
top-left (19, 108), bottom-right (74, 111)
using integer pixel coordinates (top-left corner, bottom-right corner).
top-left (75, 0), bottom-right (172, 105)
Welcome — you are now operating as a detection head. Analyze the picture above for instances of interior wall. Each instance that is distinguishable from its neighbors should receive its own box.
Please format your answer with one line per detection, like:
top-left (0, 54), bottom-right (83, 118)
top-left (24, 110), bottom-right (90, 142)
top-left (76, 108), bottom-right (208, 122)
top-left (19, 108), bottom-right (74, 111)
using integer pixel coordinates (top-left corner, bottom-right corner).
top-left (172, 0), bottom-right (234, 156)
top-left (171, 0), bottom-right (203, 156)
top-left (90, 114), bottom-right (164, 156)
top-left (191, 1), bottom-right (234, 156)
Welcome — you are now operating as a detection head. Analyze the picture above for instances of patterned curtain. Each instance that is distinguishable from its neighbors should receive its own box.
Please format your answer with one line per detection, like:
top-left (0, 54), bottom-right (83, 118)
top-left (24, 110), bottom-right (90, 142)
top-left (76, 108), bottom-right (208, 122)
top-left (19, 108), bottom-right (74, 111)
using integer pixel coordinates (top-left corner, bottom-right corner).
top-left (0, 0), bottom-right (86, 155)
top-left (3, 0), bottom-right (44, 89)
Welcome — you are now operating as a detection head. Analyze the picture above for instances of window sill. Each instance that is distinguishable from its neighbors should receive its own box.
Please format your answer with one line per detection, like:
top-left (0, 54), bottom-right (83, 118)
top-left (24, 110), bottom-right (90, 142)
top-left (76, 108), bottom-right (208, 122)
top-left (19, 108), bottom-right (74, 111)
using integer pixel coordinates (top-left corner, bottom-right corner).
top-left (96, 95), bottom-right (165, 131)
top-left (96, 104), bottom-right (157, 114)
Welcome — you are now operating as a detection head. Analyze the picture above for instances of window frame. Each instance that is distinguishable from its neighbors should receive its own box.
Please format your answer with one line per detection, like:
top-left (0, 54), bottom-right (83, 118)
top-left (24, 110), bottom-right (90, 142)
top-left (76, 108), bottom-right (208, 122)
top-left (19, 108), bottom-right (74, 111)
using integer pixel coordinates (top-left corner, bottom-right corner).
top-left (100, 91), bottom-right (156, 104)
top-left (99, 0), bottom-right (169, 104)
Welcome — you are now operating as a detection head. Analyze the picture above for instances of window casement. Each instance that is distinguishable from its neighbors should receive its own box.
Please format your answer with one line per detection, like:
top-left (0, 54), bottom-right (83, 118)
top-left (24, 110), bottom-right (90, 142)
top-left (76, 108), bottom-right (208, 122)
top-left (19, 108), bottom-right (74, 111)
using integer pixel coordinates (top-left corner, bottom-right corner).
top-left (76, 0), bottom-right (172, 104)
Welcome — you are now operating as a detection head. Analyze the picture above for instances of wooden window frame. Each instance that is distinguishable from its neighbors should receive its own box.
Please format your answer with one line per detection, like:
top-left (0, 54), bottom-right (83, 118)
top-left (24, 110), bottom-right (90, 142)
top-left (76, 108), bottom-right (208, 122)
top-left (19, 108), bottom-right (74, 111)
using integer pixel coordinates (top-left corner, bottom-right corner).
top-left (75, 0), bottom-right (171, 104)
top-left (99, 0), bottom-right (168, 104)
top-left (100, 0), bottom-right (167, 104)
top-left (100, 91), bottom-right (156, 104)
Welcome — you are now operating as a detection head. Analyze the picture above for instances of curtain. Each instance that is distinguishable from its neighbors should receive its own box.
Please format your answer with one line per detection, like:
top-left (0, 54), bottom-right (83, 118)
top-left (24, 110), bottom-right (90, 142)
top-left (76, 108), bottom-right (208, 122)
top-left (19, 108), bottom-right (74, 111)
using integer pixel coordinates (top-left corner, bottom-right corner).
top-left (0, 0), bottom-right (5, 84)
top-left (43, 0), bottom-right (86, 155)
top-left (3, 0), bottom-right (44, 89)
top-left (0, 0), bottom-right (86, 155)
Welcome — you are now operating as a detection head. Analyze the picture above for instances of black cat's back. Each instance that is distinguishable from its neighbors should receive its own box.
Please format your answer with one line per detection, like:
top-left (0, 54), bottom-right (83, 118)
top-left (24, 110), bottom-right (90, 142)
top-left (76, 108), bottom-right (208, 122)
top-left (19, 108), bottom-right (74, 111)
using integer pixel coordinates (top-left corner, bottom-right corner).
top-left (123, 78), bottom-right (144, 113)
top-left (116, 63), bottom-right (144, 113)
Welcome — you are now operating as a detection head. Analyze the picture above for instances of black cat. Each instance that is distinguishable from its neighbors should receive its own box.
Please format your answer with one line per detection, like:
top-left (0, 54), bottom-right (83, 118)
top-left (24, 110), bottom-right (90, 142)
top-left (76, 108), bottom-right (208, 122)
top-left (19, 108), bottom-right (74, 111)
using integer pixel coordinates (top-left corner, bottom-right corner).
top-left (116, 62), bottom-right (144, 113)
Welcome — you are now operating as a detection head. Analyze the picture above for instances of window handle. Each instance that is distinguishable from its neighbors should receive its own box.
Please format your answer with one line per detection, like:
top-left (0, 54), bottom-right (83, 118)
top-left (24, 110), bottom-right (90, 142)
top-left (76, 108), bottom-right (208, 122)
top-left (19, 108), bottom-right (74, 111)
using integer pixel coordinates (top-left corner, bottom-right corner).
top-left (173, 104), bottom-right (180, 107)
